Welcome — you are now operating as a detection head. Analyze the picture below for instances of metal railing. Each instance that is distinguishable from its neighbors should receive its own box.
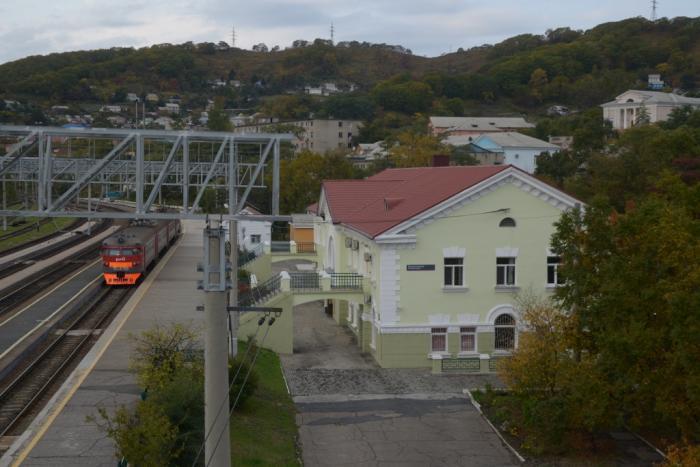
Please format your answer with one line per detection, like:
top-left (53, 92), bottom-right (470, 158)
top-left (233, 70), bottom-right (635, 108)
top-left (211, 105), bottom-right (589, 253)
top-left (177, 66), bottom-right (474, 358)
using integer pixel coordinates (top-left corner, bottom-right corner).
top-left (289, 272), bottom-right (320, 291)
top-left (239, 243), bottom-right (265, 266)
top-left (330, 273), bottom-right (363, 290)
top-left (295, 242), bottom-right (316, 254)
top-left (271, 241), bottom-right (290, 253)
top-left (239, 273), bottom-right (281, 306)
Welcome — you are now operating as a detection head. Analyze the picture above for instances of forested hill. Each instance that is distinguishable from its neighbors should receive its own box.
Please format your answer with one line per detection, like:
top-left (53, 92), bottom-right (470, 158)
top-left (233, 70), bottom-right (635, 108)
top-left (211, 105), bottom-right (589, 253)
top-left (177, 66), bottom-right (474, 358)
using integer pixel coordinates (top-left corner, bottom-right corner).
top-left (0, 16), bottom-right (699, 113)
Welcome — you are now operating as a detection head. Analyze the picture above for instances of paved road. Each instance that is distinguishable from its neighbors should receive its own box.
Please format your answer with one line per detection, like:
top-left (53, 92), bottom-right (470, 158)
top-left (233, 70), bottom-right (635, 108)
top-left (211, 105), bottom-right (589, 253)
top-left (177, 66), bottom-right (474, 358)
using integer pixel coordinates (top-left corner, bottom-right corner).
top-left (281, 301), bottom-right (517, 467)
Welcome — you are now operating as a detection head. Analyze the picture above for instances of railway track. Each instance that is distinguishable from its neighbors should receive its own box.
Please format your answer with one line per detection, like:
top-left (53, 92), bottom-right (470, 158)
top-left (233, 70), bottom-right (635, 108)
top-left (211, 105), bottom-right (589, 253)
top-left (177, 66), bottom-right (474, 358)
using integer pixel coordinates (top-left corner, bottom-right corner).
top-left (0, 286), bottom-right (131, 437)
top-left (0, 218), bottom-right (86, 258)
top-left (0, 246), bottom-right (100, 318)
top-left (0, 218), bottom-right (111, 280)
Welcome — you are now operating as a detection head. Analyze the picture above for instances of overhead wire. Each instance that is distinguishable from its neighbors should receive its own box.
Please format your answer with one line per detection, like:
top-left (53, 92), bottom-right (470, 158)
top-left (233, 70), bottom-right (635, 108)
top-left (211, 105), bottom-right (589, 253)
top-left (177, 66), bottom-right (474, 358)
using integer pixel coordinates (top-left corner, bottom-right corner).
top-left (190, 314), bottom-right (268, 467)
top-left (205, 316), bottom-right (276, 467)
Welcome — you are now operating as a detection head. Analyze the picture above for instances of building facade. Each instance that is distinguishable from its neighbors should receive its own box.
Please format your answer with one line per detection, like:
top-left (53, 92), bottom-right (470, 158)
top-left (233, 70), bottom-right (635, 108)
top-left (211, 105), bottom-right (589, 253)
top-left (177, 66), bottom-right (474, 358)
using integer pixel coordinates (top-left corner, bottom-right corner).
top-left (429, 116), bottom-right (534, 137)
top-left (234, 119), bottom-right (362, 154)
top-left (601, 90), bottom-right (700, 130)
top-left (471, 133), bottom-right (559, 174)
top-left (311, 165), bottom-right (579, 370)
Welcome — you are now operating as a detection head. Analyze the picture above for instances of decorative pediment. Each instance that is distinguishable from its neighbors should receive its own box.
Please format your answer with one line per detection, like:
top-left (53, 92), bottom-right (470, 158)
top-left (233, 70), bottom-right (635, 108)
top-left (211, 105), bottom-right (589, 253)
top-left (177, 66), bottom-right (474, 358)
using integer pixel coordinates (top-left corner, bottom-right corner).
top-left (376, 167), bottom-right (579, 240)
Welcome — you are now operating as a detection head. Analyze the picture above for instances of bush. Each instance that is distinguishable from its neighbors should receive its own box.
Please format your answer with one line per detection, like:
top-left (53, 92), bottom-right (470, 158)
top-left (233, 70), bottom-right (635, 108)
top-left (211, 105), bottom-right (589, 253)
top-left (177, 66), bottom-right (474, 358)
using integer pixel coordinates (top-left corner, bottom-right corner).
top-left (95, 325), bottom-right (260, 465)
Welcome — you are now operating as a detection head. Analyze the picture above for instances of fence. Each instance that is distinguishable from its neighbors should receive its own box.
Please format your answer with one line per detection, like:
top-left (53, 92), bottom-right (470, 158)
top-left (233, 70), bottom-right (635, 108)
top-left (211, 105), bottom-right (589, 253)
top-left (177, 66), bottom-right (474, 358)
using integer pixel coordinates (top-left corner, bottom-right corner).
top-left (330, 273), bottom-right (363, 290)
top-left (295, 242), bottom-right (316, 254)
top-left (289, 272), bottom-right (320, 291)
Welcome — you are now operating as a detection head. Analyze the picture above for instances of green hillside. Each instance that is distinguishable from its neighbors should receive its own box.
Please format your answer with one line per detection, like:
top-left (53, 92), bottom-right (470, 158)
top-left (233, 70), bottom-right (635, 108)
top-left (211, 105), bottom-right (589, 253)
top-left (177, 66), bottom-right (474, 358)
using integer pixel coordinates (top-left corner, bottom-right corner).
top-left (0, 16), bottom-right (698, 116)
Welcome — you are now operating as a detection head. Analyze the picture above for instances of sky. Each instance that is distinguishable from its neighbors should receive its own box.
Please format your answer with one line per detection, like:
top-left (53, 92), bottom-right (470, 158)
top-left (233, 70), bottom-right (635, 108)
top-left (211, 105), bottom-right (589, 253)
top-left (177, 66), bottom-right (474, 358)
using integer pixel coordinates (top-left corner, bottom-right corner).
top-left (0, 0), bottom-right (698, 64)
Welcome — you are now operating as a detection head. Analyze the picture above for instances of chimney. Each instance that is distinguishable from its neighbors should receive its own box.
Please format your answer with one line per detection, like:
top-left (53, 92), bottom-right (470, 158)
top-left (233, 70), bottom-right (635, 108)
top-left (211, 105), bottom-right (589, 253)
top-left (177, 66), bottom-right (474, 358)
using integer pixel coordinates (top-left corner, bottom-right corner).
top-left (432, 154), bottom-right (450, 167)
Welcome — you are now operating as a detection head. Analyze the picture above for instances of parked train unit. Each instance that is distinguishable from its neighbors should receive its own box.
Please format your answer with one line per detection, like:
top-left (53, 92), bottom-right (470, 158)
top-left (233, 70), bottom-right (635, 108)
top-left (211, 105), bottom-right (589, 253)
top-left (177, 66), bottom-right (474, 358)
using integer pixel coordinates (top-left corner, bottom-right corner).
top-left (101, 219), bottom-right (181, 285)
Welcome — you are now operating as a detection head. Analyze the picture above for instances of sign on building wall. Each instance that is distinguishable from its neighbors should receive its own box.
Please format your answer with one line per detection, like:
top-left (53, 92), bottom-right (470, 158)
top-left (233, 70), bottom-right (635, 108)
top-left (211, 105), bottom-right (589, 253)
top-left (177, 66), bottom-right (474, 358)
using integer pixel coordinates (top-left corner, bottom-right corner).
top-left (406, 264), bottom-right (435, 271)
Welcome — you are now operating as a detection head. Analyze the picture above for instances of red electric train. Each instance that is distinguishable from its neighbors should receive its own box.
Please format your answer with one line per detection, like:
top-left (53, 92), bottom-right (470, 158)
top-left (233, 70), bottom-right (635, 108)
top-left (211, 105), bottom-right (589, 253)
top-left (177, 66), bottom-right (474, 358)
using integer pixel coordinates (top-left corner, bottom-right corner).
top-left (101, 219), bottom-right (181, 285)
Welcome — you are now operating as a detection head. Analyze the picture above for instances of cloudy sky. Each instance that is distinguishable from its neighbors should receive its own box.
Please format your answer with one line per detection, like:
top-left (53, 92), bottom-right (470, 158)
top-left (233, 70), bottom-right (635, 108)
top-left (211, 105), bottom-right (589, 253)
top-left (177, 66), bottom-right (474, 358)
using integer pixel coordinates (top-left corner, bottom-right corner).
top-left (0, 0), bottom-right (698, 64)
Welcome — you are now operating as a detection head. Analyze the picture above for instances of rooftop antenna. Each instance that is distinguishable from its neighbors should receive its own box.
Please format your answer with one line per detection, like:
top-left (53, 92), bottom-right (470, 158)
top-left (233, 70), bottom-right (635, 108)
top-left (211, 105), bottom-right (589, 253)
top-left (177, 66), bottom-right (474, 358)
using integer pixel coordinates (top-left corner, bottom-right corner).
top-left (330, 22), bottom-right (335, 44)
top-left (651, 0), bottom-right (658, 21)
top-left (231, 25), bottom-right (236, 47)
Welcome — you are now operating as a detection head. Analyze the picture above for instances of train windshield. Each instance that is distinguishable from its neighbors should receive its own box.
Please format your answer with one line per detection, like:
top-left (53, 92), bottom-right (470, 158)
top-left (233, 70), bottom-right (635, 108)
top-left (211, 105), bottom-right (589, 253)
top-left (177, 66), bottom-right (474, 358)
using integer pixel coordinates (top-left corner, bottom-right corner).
top-left (103, 248), bottom-right (138, 256)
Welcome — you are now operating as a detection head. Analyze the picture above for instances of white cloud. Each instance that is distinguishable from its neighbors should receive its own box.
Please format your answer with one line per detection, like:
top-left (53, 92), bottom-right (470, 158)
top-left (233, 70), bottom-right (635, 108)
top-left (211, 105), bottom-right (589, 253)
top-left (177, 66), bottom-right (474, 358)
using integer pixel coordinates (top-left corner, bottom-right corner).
top-left (0, 0), bottom-right (698, 63)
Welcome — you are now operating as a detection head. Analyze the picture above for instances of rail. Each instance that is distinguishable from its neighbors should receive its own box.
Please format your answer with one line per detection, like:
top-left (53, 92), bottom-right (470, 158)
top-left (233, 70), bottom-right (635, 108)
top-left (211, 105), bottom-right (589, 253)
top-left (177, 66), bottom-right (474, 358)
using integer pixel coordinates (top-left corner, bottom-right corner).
top-left (289, 272), bottom-right (320, 291)
top-left (330, 273), bottom-right (363, 290)
top-left (239, 273), bottom-right (282, 306)
top-left (270, 241), bottom-right (290, 253)
top-left (295, 242), bottom-right (316, 254)
top-left (238, 243), bottom-right (265, 267)
top-left (0, 286), bottom-right (131, 437)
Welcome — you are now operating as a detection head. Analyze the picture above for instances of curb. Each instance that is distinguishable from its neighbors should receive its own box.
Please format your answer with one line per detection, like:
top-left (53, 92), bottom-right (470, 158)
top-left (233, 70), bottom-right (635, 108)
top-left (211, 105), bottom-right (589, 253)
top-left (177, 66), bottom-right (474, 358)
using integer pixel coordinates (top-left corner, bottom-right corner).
top-left (463, 388), bottom-right (526, 464)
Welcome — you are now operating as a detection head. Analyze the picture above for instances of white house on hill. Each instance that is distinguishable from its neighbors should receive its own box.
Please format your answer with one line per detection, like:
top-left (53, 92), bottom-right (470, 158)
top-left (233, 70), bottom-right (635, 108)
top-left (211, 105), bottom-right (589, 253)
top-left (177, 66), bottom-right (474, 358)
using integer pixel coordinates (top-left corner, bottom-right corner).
top-left (601, 90), bottom-right (700, 130)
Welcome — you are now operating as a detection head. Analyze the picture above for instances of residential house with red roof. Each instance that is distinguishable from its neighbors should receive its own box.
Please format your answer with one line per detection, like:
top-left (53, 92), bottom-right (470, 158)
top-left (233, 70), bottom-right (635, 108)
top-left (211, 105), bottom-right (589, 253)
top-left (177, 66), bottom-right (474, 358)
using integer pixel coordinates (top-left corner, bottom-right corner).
top-left (313, 164), bottom-right (580, 370)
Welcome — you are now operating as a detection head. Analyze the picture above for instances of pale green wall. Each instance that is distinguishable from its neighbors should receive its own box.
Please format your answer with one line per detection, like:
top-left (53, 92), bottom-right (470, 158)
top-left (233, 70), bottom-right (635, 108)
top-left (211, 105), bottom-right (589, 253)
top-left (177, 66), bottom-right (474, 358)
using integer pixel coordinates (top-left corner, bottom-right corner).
top-left (243, 253), bottom-right (272, 283)
top-left (237, 294), bottom-right (293, 354)
top-left (397, 183), bottom-right (560, 325)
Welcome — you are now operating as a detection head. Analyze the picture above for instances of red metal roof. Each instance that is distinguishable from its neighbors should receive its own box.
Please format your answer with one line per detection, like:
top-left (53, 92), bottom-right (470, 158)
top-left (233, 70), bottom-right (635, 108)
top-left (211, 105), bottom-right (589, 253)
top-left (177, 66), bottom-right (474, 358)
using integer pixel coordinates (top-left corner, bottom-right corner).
top-left (322, 165), bottom-right (510, 238)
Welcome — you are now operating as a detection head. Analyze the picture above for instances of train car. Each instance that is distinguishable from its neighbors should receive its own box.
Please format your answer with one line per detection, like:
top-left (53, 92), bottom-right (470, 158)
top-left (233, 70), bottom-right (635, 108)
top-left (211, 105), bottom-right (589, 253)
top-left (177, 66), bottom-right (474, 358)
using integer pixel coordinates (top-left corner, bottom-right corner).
top-left (101, 219), bottom-right (181, 285)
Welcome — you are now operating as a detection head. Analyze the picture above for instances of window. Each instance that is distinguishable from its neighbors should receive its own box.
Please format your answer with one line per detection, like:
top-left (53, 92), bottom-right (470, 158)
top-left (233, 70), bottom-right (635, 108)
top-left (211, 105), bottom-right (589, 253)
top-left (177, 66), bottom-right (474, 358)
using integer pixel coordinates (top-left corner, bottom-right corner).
top-left (499, 217), bottom-right (516, 228)
top-left (444, 257), bottom-right (464, 287)
top-left (494, 314), bottom-right (516, 350)
top-left (431, 327), bottom-right (447, 352)
top-left (547, 256), bottom-right (563, 286)
top-left (347, 132), bottom-right (352, 138)
top-left (496, 257), bottom-right (516, 286)
top-left (338, 121), bottom-right (343, 127)
top-left (460, 327), bottom-right (476, 352)
top-left (250, 234), bottom-right (261, 244)
top-left (338, 131), bottom-right (343, 138)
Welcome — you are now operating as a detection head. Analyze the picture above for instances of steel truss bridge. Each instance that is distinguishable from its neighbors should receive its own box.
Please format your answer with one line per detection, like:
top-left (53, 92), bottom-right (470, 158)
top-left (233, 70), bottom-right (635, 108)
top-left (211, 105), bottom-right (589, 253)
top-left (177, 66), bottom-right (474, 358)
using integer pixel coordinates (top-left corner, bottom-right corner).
top-left (0, 125), bottom-right (294, 221)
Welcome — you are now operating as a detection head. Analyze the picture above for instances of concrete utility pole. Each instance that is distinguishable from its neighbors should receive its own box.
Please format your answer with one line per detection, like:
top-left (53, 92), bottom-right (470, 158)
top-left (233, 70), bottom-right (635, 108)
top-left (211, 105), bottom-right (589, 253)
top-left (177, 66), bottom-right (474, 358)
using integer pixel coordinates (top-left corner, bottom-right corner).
top-left (229, 220), bottom-right (238, 357)
top-left (201, 221), bottom-right (232, 467)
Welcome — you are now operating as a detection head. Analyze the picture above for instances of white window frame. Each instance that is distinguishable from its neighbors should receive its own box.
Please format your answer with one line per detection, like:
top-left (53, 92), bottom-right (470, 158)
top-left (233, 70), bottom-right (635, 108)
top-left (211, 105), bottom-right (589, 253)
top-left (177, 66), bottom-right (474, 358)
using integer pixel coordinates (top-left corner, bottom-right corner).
top-left (496, 257), bottom-right (517, 286)
top-left (430, 327), bottom-right (448, 353)
top-left (459, 327), bottom-right (477, 354)
top-left (547, 256), bottom-right (563, 287)
top-left (443, 257), bottom-right (464, 287)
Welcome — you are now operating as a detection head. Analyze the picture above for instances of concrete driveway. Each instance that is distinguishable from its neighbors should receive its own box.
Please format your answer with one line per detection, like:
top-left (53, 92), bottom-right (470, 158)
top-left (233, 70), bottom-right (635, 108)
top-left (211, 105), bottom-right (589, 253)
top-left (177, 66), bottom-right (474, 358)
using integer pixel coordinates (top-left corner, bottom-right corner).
top-left (280, 301), bottom-right (517, 467)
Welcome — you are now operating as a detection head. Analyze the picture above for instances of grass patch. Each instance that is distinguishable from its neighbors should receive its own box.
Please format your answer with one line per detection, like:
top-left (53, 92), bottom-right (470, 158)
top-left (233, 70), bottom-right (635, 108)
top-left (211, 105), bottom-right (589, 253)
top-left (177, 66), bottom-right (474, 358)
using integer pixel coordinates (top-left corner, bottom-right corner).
top-left (0, 216), bottom-right (76, 252)
top-left (231, 343), bottom-right (299, 466)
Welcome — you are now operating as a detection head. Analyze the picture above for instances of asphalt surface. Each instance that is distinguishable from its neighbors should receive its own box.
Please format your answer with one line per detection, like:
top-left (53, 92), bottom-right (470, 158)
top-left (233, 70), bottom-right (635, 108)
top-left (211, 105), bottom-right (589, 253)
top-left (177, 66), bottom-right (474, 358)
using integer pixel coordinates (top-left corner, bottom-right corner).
top-left (281, 301), bottom-right (516, 467)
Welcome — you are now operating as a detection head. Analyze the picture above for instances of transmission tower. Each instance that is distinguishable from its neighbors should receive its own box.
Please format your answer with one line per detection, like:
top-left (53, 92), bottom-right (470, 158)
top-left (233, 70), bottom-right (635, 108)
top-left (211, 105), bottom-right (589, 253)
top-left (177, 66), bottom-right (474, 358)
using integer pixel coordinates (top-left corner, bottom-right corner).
top-left (231, 26), bottom-right (236, 47)
top-left (330, 22), bottom-right (335, 44)
top-left (651, 0), bottom-right (658, 21)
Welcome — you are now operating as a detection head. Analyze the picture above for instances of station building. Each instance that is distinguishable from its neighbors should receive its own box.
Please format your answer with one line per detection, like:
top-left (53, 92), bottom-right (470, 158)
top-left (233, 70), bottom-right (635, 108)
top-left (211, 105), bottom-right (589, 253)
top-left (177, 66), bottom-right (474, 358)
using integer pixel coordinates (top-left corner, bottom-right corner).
top-left (311, 165), bottom-right (579, 371)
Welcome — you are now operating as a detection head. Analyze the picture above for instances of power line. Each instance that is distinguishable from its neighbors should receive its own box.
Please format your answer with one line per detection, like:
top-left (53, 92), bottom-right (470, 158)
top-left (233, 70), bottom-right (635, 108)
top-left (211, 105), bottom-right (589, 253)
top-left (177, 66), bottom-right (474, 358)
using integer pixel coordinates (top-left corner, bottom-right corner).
top-left (191, 315), bottom-right (267, 467)
top-left (205, 317), bottom-right (276, 467)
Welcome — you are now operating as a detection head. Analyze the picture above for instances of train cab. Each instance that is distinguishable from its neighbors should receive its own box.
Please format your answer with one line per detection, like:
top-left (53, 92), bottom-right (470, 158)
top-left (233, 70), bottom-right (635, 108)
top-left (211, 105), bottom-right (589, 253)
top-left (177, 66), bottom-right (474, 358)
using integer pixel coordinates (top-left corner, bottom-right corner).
top-left (101, 245), bottom-right (143, 285)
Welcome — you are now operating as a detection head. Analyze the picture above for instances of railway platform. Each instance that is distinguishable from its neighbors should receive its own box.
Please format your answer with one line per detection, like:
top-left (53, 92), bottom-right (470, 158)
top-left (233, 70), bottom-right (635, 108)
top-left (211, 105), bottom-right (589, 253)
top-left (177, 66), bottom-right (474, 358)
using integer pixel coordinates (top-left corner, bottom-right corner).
top-left (1, 219), bottom-right (206, 466)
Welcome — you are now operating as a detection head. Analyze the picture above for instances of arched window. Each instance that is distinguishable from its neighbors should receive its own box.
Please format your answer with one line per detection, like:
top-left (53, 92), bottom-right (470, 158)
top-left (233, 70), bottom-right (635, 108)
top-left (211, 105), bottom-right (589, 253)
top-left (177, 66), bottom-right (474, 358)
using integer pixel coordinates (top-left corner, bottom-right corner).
top-left (499, 217), bottom-right (516, 228)
top-left (494, 314), bottom-right (516, 350)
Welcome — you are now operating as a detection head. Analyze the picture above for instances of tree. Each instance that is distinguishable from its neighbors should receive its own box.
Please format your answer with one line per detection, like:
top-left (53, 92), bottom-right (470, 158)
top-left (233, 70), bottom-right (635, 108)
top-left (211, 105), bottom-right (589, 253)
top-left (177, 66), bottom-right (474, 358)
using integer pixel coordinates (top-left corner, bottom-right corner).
top-left (207, 98), bottom-right (231, 132)
top-left (388, 131), bottom-right (448, 167)
top-left (498, 293), bottom-right (613, 453)
top-left (528, 68), bottom-right (548, 103)
top-left (551, 179), bottom-right (700, 443)
top-left (276, 150), bottom-right (359, 213)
